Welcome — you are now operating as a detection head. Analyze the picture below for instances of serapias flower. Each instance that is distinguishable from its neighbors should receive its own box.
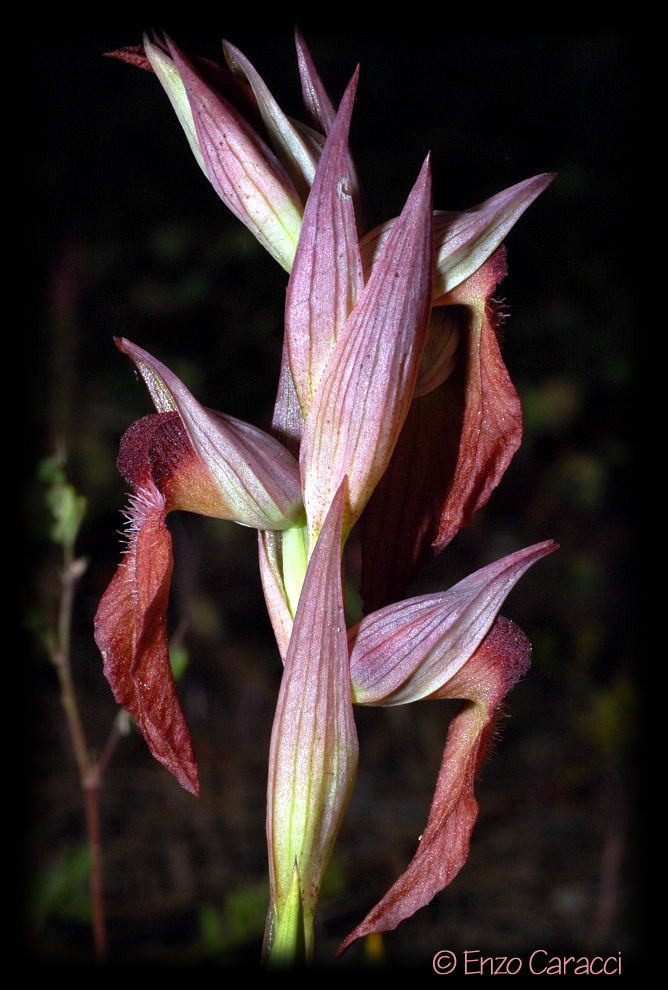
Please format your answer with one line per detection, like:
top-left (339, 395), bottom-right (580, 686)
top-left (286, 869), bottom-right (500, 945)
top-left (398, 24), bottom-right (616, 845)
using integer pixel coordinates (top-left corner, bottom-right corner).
top-left (339, 539), bottom-right (557, 953)
top-left (94, 339), bottom-right (303, 795)
top-left (109, 32), bottom-right (307, 272)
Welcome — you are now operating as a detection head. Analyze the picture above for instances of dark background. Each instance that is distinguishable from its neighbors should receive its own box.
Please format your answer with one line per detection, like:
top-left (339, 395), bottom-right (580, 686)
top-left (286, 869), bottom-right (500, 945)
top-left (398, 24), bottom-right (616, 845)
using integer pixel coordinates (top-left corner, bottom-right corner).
top-left (24, 18), bottom-right (636, 971)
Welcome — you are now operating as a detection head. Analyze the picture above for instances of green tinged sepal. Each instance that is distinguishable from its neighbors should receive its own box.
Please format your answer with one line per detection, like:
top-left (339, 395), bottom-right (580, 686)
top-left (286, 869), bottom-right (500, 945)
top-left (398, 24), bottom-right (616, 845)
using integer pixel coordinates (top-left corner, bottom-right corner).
top-left (266, 484), bottom-right (358, 962)
top-left (222, 40), bottom-right (318, 204)
top-left (116, 337), bottom-right (304, 532)
top-left (143, 34), bottom-right (206, 177)
top-left (141, 34), bottom-right (305, 272)
top-left (300, 157), bottom-right (434, 552)
top-left (264, 861), bottom-right (311, 967)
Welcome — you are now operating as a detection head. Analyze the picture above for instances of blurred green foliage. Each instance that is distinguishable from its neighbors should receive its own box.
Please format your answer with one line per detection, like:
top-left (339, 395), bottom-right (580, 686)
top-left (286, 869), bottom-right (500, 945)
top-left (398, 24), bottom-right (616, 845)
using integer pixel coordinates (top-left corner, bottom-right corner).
top-left (29, 844), bottom-right (93, 934)
top-left (37, 454), bottom-right (87, 550)
top-left (196, 882), bottom-right (268, 958)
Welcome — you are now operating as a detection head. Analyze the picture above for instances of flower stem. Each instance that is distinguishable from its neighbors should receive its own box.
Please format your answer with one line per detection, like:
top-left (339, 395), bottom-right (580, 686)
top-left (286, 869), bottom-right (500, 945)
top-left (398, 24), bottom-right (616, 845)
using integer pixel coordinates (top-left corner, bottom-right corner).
top-left (282, 521), bottom-right (309, 617)
top-left (50, 545), bottom-right (108, 960)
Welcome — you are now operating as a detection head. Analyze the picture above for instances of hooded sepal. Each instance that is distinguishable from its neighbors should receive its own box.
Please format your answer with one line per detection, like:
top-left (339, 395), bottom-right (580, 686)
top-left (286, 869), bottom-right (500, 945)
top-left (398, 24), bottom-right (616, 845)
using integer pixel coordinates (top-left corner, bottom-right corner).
top-left (432, 173), bottom-right (556, 301)
top-left (284, 68), bottom-right (364, 417)
top-left (300, 157), bottom-right (434, 551)
top-left (94, 479), bottom-right (199, 796)
top-left (142, 35), bottom-right (208, 178)
top-left (350, 540), bottom-right (557, 706)
top-left (339, 615), bottom-right (532, 954)
top-left (110, 35), bottom-right (262, 131)
top-left (163, 37), bottom-right (304, 272)
top-left (265, 483), bottom-right (358, 961)
top-left (359, 173), bottom-right (555, 302)
top-left (116, 337), bottom-right (304, 531)
top-left (222, 39), bottom-right (318, 204)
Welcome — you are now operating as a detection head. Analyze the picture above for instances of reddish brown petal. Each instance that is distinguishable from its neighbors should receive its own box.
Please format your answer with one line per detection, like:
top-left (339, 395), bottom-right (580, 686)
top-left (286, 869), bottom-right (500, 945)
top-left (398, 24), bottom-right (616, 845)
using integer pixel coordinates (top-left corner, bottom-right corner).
top-left (338, 616), bottom-right (529, 954)
top-left (94, 482), bottom-right (199, 796)
top-left (116, 411), bottom-right (242, 522)
top-left (360, 246), bottom-right (520, 612)
top-left (434, 247), bottom-right (521, 550)
top-left (104, 45), bottom-right (152, 70)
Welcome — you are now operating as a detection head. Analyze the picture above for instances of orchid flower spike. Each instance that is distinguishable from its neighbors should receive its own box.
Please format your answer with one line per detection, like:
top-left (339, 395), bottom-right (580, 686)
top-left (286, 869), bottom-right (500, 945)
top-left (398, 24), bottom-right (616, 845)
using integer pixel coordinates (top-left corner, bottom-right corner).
top-left (101, 29), bottom-right (559, 967)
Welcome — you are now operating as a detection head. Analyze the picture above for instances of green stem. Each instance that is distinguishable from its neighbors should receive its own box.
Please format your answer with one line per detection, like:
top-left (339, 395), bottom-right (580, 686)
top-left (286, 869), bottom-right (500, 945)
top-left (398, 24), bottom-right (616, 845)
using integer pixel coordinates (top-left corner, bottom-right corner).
top-left (50, 547), bottom-right (108, 961)
top-left (282, 522), bottom-right (309, 618)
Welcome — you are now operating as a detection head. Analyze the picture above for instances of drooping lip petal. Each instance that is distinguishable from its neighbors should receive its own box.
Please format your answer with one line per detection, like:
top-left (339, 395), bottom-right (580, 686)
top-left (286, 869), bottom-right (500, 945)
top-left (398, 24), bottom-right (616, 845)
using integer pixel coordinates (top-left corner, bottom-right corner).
top-left (94, 481), bottom-right (199, 796)
top-left (433, 247), bottom-right (521, 552)
top-left (284, 68), bottom-right (364, 416)
top-left (339, 615), bottom-right (531, 955)
top-left (266, 483), bottom-right (358, 928)
top-left (115, 337), bottom-right (304, 531)
top-left (300, 156), bottom-right (434, 549)
top-left (350, 540), bottom-right (557, 705)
